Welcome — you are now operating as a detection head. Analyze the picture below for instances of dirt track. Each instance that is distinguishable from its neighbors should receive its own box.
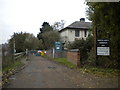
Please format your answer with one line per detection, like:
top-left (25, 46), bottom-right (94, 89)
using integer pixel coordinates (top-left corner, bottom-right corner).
top-left (5, 55), bottom-right (119, 88)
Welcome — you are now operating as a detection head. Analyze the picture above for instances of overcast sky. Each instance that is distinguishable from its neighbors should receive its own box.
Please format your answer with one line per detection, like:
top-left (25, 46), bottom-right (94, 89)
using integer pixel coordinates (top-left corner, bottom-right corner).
top-left (0, 0), bottom-right (90, 44)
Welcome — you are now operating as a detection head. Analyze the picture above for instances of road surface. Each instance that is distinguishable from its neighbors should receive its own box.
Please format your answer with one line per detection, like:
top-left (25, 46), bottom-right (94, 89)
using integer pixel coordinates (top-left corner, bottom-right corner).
top-left (5, 55), bottom-right (118, 88)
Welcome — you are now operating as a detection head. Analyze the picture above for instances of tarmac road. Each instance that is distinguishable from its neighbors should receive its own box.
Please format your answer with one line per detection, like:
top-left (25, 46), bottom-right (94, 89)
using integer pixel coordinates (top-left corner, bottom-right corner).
top-left (5, 54), bottom-right (119, 88)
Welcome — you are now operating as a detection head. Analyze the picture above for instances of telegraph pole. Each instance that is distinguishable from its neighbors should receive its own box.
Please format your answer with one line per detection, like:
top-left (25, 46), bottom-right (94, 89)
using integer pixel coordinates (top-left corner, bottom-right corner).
top-left (93, 25), bottom-right (98, 66)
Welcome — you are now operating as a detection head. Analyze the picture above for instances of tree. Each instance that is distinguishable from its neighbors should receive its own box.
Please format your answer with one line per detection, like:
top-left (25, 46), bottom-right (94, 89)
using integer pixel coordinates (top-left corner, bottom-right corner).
top-left (9, 32), bottom-right (40, 52)
top-left (42, 31), bottom-right (60, 49)
top-left (37, 22), bottom-right (60, 49)
top-left (52, 20), bottom-right (65, 30)
top-left (37, 22), bottom-right (53, 40)
top-left (86, 2), bottom-right (120, 68)
top-left (9, 32), bottom-right (26, 52)
top-left (24, 33), bottom-right (41, 50)
top-left (38, 22), bottom-right (53, 36)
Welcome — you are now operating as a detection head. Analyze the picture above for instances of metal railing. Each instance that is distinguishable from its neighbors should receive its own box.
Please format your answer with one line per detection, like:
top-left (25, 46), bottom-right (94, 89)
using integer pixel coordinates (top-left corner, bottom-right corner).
top-left (14, 52), bottom-right (25, 60)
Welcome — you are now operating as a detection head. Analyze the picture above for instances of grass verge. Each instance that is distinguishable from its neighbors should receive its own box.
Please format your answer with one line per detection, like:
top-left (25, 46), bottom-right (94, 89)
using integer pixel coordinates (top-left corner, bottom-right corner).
top-left (78, 67), bottom-right (119, 77)
top-left (44, 55), bottom-right (119, 77)
top-left (2, 56), bottom-right (25, 87)
top-left (3, 60), bottom-right (24, 73)
top-left (54, 58), bottom-right (77, 69)
top-left (3, 56), bottom-right (25, 73)
top-left (44, 55), bottom-right (76, 69)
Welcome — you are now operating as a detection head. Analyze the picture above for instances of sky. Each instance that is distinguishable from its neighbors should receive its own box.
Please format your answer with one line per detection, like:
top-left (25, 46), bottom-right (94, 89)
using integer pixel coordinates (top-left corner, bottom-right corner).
top-left (0, 0), bottom-right (90, 44)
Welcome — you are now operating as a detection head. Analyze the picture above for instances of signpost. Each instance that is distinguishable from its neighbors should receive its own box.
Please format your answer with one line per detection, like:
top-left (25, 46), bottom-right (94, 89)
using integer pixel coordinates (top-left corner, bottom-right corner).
top-left (54, 42), bottom-right (62, 52)
top-left (97, 39), bottom-right (110, 56)
top-left (53, 42), bottom-right (62, 58)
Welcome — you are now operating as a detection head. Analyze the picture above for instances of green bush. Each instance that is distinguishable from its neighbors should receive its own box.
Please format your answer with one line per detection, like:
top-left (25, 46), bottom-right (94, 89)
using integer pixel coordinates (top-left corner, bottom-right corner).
top-left (2, 55), bottom-right (13, 69)
top-left (85, 48), bottom-right (96, 67)
top-left (68, 36), bottom-right (93, 66)
top-left (97, 56), bottom-right (118, 69)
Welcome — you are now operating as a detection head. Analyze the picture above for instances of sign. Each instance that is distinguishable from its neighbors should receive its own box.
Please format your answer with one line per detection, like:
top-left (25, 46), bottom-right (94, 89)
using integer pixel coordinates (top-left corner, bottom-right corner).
top-left (97, 39), bottom-right (109, 47)
top-left (97, 47), bottom-right (110, 55)
top-left (97, 39), bottom-right (110, 56)
top-left (54, 42), bottom-right (62, 51)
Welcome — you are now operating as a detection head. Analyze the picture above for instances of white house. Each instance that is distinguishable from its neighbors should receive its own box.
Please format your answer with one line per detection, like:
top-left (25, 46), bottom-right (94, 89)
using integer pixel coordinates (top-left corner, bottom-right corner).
top-left (59, 18), bottom-right (92, 48)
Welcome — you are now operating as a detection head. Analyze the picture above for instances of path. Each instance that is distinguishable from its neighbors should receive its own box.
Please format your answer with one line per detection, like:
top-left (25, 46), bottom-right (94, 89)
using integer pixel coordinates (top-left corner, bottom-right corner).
top-left (5, 55), bottom-right (118, 88)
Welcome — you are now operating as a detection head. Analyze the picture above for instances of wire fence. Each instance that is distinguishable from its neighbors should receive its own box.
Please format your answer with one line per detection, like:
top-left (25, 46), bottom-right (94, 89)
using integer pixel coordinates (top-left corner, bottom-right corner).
top-left (2, 44), bottom-right (26, 69)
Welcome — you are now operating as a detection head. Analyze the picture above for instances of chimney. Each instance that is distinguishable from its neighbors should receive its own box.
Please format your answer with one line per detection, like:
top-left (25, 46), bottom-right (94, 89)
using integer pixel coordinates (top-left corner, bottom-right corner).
top-left (80, 18), bottom-right (85, 22)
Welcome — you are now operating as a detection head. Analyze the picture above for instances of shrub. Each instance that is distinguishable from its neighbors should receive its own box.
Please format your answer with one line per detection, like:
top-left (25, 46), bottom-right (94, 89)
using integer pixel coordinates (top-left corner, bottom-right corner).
top-left (68, 36), bottom-right (93, 66)
top-left (85, 48), bottom-right (96, 67)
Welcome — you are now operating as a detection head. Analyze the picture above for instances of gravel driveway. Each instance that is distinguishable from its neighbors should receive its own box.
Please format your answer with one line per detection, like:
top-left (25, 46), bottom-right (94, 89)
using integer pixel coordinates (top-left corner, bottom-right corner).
top-left (5, 55), bottom-right (119, 88)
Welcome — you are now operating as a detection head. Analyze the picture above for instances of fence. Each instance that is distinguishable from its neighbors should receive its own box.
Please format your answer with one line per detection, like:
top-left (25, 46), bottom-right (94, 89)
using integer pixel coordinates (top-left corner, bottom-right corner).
top-left (46, 49), bottom-right (67, 58)
top-left (2, 49), bottom-right (26, 69)
top-left (14, 52), bottom-right (26, 60)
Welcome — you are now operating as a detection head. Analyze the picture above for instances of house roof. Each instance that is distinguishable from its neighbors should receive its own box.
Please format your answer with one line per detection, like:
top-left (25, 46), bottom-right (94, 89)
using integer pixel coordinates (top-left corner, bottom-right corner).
top-left (59, 21), bottom-right (92, 32)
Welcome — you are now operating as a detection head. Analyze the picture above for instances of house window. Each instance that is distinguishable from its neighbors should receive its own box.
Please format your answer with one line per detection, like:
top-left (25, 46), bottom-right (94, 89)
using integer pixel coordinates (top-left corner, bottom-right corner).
top-left (84, 30), bottom-right (87, 37)
top-left (75, 30), bottom-right (79, 37)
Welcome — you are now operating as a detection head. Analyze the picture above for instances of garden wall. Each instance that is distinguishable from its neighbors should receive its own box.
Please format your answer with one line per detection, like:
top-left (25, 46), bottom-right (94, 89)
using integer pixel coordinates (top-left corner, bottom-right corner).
top-left (67, 49), bottom-right (80, 67)
top-left (46, 49), bottom-right (80, 67)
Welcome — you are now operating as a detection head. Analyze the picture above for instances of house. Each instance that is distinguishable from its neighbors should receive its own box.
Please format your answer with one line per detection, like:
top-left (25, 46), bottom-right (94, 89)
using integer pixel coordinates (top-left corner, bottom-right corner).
top-left (59, 18), bottom-right (92, 48)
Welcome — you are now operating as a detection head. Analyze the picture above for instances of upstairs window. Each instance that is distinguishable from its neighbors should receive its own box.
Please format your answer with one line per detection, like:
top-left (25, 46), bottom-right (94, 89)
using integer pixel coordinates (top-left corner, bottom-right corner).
top-left (75, 30), bottom-right (79, 37)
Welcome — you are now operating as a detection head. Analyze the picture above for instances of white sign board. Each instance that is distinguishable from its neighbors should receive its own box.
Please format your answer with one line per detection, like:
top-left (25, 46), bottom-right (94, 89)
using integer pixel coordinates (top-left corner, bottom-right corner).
top-left (97, 47), bottom-right (110, 56)
top-left (56, 47), bottom-right (60, 50)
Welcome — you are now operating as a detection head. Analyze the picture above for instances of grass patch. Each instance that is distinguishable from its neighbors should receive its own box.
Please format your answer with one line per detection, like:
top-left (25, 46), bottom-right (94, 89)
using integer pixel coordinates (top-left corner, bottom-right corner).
top-left (78, 67), bottom-right (119, 77)
top-left (54, 58), bottom-right (77, 69)
top-left (44, 55), bottom-right (76, 69)
top-left (2, 56), bottom-right (26, 87)
top-left (3, 60), bottom-right (24, 73)
top-left (2, 55), bottom-right (26, 73)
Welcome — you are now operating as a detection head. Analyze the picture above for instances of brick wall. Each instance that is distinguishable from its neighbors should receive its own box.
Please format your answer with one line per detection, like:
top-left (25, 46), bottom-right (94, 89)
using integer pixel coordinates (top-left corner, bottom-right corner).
top-left (46, 49), bottom-right (80, 67)
top-left (67, 49), bottom-right (80, 67)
